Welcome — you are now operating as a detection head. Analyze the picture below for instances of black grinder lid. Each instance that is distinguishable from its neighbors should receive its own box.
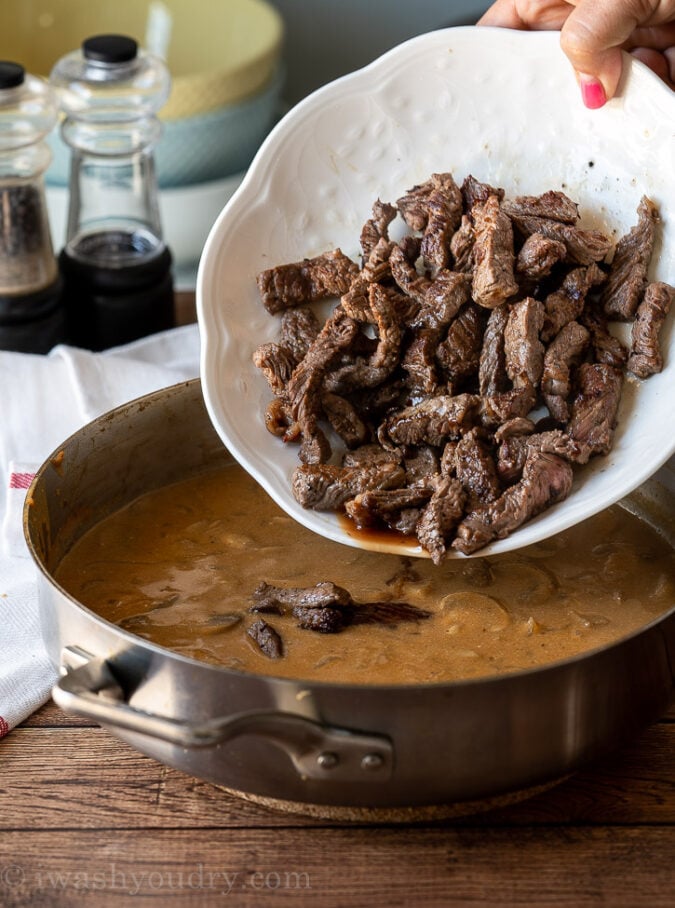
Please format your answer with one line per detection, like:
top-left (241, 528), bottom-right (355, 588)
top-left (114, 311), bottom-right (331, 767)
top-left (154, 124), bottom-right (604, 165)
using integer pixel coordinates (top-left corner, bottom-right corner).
top-left (0, 61), bottom-right (25, 90)
top-left (82, 35), bottom-right (138, 64)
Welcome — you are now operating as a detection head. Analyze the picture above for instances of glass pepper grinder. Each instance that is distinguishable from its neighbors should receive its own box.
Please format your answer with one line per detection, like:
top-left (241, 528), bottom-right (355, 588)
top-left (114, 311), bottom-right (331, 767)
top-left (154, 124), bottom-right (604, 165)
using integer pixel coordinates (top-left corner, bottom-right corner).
top-left (50, 34), bottom-right (174, 351)
top-left (0, 61), bottom-right (64, 353)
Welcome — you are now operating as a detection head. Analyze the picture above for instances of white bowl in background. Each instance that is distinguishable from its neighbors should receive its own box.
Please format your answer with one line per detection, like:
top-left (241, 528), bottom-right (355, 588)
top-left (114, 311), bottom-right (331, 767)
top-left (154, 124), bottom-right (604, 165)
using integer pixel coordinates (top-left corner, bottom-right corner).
top-left (46, 66), bottom-right (284, 189)
top-left (0, 0), bottom-right (283, 119)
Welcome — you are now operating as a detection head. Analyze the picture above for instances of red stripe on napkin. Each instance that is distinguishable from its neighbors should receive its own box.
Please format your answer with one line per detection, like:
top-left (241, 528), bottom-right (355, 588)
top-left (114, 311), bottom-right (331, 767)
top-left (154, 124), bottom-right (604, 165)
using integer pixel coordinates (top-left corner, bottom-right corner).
top-left (0, 716), bottom-right (9, 738)
top-left (9, 473), bottom-right (35, 490)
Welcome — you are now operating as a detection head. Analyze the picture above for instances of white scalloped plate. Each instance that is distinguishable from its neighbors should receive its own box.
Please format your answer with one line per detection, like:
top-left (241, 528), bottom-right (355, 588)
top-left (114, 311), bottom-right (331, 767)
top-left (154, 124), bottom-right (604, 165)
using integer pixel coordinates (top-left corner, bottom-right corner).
top-left (197, 26), bottom-right (675, 559)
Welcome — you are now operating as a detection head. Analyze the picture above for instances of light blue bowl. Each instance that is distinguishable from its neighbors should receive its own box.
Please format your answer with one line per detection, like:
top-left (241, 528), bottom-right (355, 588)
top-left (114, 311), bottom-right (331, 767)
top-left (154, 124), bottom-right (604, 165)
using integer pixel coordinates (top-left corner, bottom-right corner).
top-left (46, 65), bottom-right (284, 189)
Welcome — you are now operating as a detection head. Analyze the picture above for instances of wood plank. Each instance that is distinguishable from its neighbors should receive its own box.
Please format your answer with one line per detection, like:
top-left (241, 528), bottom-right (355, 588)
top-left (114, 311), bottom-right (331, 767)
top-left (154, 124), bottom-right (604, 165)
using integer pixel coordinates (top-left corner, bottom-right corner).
top-left (0, 826), bottom-right (673, 907)
top-left (465, 724), bottom-right (675, 826)
top-left (19, 700), bottom-right (95, 728)
top-left (1, 722), bottom-right (673, 830)
top-left (20, 694), bottom-right (675, 729)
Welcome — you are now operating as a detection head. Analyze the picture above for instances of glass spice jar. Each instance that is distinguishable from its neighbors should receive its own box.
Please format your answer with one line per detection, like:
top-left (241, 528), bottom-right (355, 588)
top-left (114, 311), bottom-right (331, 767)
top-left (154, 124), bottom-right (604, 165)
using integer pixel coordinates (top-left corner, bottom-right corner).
top-left (0, 61), bottom-right (64, 353)
top-left (50, 35), bottom-right (175, 351)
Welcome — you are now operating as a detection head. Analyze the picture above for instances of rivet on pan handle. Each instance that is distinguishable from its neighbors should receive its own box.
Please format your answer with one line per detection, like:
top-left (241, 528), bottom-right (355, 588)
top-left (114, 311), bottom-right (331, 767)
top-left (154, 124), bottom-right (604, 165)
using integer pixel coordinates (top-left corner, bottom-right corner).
top-left (52, 647), bottom-right (394, 782)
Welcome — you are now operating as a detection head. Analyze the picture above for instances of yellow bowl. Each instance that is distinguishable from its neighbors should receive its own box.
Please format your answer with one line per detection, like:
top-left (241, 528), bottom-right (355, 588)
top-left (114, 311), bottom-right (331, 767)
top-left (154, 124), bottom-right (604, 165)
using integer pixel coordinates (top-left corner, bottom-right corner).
top-left (0, 0), bottom-right (284, 120)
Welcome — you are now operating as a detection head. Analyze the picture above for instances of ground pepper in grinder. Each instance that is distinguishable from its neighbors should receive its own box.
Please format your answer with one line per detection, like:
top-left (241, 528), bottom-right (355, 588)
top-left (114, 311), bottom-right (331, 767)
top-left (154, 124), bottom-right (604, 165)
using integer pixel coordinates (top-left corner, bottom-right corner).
top-left (0, 61), bottom-right (64, 353)
top-left (50, 35), bottom-right (175, 351)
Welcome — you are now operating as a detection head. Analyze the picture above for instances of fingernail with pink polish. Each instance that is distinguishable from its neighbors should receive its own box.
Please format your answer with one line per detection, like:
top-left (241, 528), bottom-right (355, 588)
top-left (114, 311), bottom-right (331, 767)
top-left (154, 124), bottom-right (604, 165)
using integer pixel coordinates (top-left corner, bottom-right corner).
top-left (578, 74), bottom-right (607, 110)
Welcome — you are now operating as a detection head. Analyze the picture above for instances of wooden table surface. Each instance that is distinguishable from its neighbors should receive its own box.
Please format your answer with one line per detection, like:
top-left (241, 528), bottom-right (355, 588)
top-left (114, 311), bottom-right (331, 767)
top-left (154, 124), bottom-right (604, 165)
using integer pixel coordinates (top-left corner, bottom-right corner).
top-left (1, 293), bottom-right (673, 907)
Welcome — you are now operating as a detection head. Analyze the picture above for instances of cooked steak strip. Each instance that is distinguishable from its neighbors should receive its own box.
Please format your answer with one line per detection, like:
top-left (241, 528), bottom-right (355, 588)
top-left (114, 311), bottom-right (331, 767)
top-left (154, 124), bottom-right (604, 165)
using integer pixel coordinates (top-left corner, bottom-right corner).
top-left (344, 485), bottom-right (434, 527)
top-left (321, 392), bottom-right (369, 448)
top-left (279, 306), bottom-right (321, 361)
top-left (349, 379), bottom-right (407, 424)
top-left (502, 190), bottom-right (579, 224)
top-left (440, 440), bottom-right (459, 476)
top-left (286, 305), bottom-right (360, 462)
top-left (247, 619), bottom-right (284, 659)
top-left (416, 475), bottom-right (467, 564)
top-left (250, 580), bottom-right (431, 633)
top-left (541, 320), bottom-right (590, 422)
top-left (362, 236), bottom-right (397, 284)
top-left (399, 233), bottom-right (422, 263)
top-left (390, 244), bottom-right (470, 322)
top-left (453, 450), bottom-right (574, 554)
top-left (293, 606), bottom-right (347, 633)
top-left (257, 249), bottom-right (359, 314)
top-left (504, 296), bottom-right (545, 390)
top-left (254, 309), bottom-right (322, 398)
top-left (401, 329), bottom-right (443, 396)
top-left (480, 385), bottom-right (538, 428)
top-left (494, 417), bottom-right (536, 443)
top-left (248, 581), bottom-right (286, 615)
top-left (252, 342), bottom-right (298, 396)
top-left (580, 304), bottom-right (628, 368)
top-left (511, 215), bottom-right (612, 265)
top-left (566, 363), bottom-right (623, 462)
top-left (341, 236), bottom-right (398, 322)
top-left (495, 433), bottom-right (532, 484)
top-left (601, 196), bottom-right (659, 320)
top-left (390, 508), bottom-right (424, 536)
top-left (382, 393), bottom-right (480, 447)
top-left (360, 199), bottom-right (398, 258)
top-left (437, 303), bottom-right (487, 383)
top-left (450, 215), bottom-right (475, 273)
top-left (342, 444), bottom-right (402, 468)
top-left (344, 279), bottom-right (417, 333)
top-left (471, 193), bottom-right (519, 308)
top-left (396, 178), bottom-right (435, 231)
top-left (627, 281), bottom-right (674, 378)
top-left (411, 270), bottom-right (471, 330)
top-left (420, 173), bottom-right (463, 271)
top-left (496, 429), bottom-right (583, 484)
top-left (389, 243), bottom-right (431, 302)
top-left (455, 428), bottom-right (501, 506)
top-left (462, 174), bottom-right (504, 211)
top-left (405, 446), bottom-right (441, 483)
top-left (327, 284), bottom-right (404, 393)
top-left (291, 461), bottom-right (406, 510)
top-left (542, 262), bottom-right (606, 342)
top-left (516, 233), bottom-right (568, 281)
top-left (251, 580), bottom-right (353, 612)
top-left (479, 305), bottom-right (510, 397)
top-left (339, 275), bottom-right (372, 322)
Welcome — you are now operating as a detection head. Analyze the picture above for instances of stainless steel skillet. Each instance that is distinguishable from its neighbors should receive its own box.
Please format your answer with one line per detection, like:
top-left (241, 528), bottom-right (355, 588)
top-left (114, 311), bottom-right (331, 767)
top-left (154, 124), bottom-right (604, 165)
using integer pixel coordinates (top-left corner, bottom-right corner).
top-left (24, 379), bottom-right (674, 818)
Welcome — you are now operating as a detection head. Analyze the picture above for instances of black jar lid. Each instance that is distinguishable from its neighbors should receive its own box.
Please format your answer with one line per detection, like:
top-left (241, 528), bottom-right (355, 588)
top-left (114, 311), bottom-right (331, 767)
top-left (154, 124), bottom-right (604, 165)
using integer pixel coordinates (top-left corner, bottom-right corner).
top-left (82, 35), bottom-right (138, 64)
top-left (0, 61), bottom-right (25, 90)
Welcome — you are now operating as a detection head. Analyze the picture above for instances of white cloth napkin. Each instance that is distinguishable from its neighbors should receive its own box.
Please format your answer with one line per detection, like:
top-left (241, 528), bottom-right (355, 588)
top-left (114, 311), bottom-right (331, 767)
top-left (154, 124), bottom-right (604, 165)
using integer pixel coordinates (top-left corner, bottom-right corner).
top-left (0, 324), bottom-right (201, 737)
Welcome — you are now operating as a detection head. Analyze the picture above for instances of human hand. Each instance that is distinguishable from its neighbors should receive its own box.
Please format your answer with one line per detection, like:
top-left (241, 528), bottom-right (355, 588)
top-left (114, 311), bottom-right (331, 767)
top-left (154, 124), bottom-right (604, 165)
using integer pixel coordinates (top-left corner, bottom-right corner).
top-left (478, 0), bottom-right (675, 107)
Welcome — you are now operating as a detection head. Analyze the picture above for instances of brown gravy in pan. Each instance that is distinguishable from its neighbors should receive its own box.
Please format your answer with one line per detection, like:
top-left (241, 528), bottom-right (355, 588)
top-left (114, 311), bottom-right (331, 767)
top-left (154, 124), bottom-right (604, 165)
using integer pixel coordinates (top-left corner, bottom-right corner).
top-left (55, 464), bottom-right (675, 684)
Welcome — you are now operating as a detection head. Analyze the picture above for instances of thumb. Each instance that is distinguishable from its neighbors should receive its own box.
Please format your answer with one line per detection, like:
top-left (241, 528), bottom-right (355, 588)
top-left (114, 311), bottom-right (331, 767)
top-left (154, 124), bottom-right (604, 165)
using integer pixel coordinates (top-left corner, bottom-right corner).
top-left (560, 0), bottom-right (644, 106)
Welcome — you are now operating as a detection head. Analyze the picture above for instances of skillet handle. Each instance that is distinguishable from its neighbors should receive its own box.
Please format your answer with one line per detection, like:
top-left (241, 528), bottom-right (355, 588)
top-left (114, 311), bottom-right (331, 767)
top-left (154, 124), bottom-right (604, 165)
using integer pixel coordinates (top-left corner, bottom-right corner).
top-left (52, 648), bottom-right (394, 782)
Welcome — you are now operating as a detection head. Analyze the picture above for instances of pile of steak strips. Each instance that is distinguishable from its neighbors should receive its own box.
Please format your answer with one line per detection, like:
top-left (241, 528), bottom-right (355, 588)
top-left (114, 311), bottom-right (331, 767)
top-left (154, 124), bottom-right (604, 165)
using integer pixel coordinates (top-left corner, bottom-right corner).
top-left (253, 173), bottom-right (673, 562)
